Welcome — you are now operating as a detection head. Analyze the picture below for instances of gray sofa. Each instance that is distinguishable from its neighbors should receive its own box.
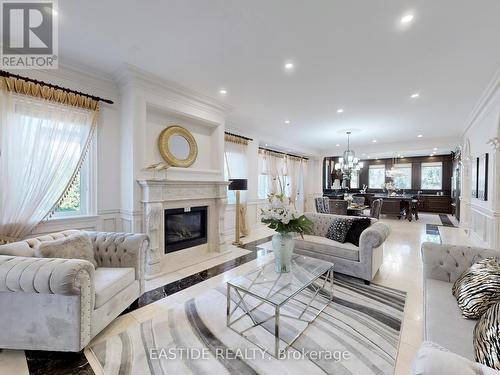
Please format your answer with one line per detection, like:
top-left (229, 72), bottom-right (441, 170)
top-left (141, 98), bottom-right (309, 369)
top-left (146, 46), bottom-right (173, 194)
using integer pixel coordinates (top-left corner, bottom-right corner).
top-left (294, 212), bottom-right (390, 283)
top-left (413, 242), bottom-right (500, 374)
top-left (0, 230), bottom-right (149, 352)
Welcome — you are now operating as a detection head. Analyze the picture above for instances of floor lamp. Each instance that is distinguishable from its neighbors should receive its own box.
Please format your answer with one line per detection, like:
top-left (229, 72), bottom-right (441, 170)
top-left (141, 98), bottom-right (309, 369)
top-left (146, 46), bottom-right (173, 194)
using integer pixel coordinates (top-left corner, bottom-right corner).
top-left (228, 178), bottom-right (248, 246)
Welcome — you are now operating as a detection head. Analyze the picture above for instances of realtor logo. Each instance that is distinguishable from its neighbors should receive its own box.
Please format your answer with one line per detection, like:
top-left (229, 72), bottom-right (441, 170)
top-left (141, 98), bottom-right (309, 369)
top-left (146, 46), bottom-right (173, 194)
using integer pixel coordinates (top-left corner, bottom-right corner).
top-left (1, 0), bottom-right (58, 68)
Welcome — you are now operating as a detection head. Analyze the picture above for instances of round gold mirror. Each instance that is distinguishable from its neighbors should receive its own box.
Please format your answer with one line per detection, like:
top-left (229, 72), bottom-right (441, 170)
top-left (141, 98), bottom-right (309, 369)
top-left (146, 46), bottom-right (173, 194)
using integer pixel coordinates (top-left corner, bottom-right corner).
top-left (158, 125), bottom-right (198, 167)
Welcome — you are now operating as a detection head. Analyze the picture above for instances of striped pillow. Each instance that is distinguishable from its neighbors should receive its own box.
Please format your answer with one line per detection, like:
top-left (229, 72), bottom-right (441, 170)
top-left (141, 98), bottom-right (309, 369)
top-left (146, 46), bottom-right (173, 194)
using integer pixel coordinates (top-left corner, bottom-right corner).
top-left (474, 302), bottom-right (500, 370)
top-left (452, 258), bottom-right (500, 319)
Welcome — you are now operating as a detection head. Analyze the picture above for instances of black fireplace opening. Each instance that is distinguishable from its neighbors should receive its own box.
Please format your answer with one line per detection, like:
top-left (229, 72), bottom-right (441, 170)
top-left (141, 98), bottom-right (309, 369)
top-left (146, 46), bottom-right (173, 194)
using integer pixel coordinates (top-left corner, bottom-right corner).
top-left (164, 206), bottom-right (208, 253)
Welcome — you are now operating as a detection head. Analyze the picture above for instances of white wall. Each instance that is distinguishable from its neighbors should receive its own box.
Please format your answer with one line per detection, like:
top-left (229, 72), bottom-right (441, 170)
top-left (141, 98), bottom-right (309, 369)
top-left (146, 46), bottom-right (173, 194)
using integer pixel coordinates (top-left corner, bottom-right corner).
top-left (461, 69), bottom-right (500, 248)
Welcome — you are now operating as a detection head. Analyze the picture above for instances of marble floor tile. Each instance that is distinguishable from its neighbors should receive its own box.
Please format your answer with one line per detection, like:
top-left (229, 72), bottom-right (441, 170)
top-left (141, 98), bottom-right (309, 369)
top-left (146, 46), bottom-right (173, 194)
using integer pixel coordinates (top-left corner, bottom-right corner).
top-left (0, 349), bottom-right (29, 375)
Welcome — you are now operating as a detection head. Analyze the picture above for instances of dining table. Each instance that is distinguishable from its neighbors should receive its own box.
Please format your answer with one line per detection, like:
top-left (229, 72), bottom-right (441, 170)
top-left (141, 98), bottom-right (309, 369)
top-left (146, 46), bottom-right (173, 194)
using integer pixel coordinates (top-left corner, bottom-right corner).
top-left (347, 204), bottom-right (369, 216)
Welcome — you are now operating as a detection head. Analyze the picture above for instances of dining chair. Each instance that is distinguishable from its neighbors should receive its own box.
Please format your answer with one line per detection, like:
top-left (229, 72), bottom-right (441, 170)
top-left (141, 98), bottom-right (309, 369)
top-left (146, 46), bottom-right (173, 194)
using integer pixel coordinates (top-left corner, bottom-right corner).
top-left (370, 199), bottom-right (383, 219)
top-left (329, 199), bottom-right (348, 215)
top-left (315, 197), bottom-right (330, 214)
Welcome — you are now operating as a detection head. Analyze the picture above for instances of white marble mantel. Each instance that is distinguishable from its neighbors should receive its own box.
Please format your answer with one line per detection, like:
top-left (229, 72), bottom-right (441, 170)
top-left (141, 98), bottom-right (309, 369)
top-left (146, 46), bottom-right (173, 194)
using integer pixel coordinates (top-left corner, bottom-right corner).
top-left (138, 179), bottom-right (229, 278)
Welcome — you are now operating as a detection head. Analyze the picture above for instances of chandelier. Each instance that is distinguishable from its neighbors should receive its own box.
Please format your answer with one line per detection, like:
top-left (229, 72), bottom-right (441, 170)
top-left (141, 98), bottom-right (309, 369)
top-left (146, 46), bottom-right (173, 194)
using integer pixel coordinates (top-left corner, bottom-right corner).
top-left (386, 155), bottom-right (404, 178)
top-left (334, 131), bottom-right (363, 177)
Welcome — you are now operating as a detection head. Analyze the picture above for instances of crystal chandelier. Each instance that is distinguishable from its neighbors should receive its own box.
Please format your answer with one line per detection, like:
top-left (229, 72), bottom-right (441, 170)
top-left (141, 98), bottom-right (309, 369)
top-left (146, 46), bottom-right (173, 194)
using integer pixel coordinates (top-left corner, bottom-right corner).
top-left (386, 155), bottom-right (404, 178)
top-left (334, 131), bottom-right (363, 177)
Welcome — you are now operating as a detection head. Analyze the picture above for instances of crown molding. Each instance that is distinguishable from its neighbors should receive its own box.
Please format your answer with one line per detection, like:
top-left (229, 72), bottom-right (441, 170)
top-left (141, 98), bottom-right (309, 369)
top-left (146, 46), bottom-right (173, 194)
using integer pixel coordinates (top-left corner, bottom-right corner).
top-left (113, 63), bottom-right (233, 117)
top-left (463, 65), bottom-right (500, 136)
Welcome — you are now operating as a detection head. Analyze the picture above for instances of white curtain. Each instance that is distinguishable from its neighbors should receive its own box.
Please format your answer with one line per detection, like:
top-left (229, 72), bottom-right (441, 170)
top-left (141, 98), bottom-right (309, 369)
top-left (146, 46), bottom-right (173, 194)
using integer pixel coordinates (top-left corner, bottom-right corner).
top-left (259, 150), bottom-right (286, 196)
top-left (0, 91), bottom-right (97, 239)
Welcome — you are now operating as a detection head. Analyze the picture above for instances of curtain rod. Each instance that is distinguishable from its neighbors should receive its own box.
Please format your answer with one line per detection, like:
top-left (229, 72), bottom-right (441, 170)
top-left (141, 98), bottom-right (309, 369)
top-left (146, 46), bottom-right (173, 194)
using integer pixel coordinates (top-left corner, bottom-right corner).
top-left (0, 70), bottom-right (114, 105)
top-left (224, 131), bottom-right (253, 141)
top-left (259, 146), bottom-right (309, 160)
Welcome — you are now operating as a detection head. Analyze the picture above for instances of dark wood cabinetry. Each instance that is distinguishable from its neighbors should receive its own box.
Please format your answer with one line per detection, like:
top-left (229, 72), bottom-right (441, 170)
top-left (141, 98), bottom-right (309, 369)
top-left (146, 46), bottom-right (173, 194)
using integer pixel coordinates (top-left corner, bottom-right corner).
top-left (419, 195), bottom-right (452, 213)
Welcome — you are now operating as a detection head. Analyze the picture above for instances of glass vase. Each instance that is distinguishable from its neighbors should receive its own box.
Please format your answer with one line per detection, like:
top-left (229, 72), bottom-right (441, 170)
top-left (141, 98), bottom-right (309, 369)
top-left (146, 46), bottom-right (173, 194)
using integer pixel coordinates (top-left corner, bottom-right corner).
top-left (272, 232), bottom-right (295, 273)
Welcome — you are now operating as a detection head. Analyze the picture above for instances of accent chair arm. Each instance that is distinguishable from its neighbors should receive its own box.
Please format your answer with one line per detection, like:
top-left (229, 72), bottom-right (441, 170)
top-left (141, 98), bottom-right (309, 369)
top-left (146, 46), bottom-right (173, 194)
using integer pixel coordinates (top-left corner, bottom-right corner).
top-left (0, 255), bottom-right (95, 299)
top-left (421, 242), bottom-right (500, 283)
top-left (85, 231), bottom-right (149, 292)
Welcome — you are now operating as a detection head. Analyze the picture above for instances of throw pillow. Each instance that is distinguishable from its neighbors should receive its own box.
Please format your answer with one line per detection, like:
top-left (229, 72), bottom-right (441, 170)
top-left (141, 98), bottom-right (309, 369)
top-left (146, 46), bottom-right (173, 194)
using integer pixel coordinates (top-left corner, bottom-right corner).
top-left (411, 341), bottom-right (500, 375)
top-left (35, 232), bottom-right (97, 267)
top-left (452, 258), bottom-right (500, 319)
top-left (474, 302), bottom-right (500, 370)
top-left (345, 218), bottom-right (371, 247)
top-left (325, 218), bottom-right (353, 243)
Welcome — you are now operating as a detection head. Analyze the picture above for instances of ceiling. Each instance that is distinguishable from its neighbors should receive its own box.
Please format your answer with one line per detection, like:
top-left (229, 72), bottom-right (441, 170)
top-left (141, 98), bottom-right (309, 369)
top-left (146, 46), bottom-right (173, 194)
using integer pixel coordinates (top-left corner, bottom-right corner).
top-left (58, 0), bottom-right (500, 156)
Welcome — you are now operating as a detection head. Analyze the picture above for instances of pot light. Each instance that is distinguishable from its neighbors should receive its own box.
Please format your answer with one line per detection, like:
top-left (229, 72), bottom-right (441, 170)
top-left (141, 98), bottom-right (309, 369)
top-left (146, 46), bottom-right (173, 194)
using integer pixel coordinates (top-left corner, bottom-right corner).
top-left (284, 120), bottom-right (291, 124)
top-left (411, 93), bottom-right (420, 98)
top-left (417, 134), bottom-right (423, 138)
top-left (433, 147), bottom-right (438, 151)
top-left (284, 62), bottom-right (294, 70)
top-left (400, 14), bottom-right (414, 24)
top-left (336, 144), bottom-right (340, 147)
top-left (337, 108), bottom-right (344, 113)
top-left (219, 89), bottom-right (227, 95)
top-left (372, 139), bottom-right (377, 143)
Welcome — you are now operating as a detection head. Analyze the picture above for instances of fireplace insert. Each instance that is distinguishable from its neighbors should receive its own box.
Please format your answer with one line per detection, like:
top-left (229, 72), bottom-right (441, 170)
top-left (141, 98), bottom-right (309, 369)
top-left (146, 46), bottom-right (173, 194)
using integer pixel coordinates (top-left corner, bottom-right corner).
top-left (164, 206), bottom-right (208, 253)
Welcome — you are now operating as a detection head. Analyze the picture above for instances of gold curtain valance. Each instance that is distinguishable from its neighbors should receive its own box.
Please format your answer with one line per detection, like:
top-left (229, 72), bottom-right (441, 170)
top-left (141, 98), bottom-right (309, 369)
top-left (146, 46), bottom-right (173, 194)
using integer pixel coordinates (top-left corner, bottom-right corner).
top-left (259, 148), bottom-right (308, 162)
top-left (225, 133), bottom-right (249, 146)
top-left (1, 76), bottom-right (100, 111)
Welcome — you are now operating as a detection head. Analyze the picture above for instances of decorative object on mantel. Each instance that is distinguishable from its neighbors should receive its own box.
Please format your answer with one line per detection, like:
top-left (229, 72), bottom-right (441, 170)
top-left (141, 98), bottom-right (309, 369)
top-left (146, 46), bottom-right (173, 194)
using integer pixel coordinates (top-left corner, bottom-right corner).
top-left (142, 162), bottom-right (170, 179)
top-left (158, 125), bottom-right (198, 167)
top-left (334, 131), bottom-right (364, 180)
top-left (228, 179), bottom-right (248, 246)
top-left (261, 182), bottom-right (312, 273)
top-left (477, 153), bottom-right (488, 201)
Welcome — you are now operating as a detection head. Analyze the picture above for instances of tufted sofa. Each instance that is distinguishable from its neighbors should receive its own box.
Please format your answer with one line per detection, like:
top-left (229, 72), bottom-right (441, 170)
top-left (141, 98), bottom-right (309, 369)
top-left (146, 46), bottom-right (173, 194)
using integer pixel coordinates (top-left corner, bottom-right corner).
top-left (294, 212), bottom-right (390, 283)
top-left (415, 242), bottom-right (500, 370)
top-left (0, 230), bottom-right (149, 352)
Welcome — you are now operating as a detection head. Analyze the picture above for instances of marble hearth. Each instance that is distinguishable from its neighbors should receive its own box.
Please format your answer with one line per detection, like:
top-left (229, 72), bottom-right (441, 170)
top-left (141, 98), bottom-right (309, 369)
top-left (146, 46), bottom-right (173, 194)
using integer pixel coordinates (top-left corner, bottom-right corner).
top-left (138, 179), bottom-right (229, 279)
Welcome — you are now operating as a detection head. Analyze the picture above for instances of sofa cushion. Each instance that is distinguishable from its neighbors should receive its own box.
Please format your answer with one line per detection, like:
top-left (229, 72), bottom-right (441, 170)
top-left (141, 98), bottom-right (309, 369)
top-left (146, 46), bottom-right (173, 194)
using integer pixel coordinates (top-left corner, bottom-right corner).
top-left (474, 302), bottom-right (500, 370)
top-left (345, 218), bottom-right (371, 247)
top-left (325, 218), bottom-right (353, 243)
top-left (295, 235), bottom-right (359, 261)
top-left (452, 257), bottom-right (500, 319)
top-left (35, 232), bottom-right (97, 267)
top-left (425, 278), bottom-right (477, 359)
top-left (411, 341), bottom-right (500, 375)
top-left (94, 267), bottom-right (135, 309)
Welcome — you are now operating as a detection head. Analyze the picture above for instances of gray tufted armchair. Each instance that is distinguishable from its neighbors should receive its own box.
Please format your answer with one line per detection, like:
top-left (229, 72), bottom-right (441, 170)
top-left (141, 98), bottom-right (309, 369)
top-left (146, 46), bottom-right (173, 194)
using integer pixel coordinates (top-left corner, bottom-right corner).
top-left (0, 230), bottom-right (149, 352)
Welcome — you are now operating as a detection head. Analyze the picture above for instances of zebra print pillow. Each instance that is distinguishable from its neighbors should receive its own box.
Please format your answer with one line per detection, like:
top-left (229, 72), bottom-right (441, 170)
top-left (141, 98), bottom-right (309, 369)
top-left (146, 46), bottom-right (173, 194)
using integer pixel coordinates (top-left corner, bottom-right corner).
top-left (474, 302), bottom-right (500, 370)
top-left (452, 257), bottom-right (500, 319)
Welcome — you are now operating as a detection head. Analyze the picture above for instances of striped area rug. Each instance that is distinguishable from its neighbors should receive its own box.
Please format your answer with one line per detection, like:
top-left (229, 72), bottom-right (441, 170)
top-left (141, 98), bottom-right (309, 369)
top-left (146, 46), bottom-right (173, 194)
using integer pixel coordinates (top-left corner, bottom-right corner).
top-left (88, 276), bottom-right (406, 375)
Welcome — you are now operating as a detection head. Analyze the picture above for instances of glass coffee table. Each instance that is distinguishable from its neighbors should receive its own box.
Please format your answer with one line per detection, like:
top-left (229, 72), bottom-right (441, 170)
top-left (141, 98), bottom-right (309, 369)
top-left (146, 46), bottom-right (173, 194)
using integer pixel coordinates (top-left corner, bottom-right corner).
top-left (226, 254), bottom-right (334, 358)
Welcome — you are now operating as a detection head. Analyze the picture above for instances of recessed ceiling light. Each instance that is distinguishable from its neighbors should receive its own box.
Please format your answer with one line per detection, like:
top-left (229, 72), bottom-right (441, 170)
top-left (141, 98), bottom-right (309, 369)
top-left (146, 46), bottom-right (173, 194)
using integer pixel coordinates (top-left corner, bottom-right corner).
top-left (337, 108), bottom-right (344, 113)
top-left (336, 144), bottom-right (340, 147)
top-left (219, 89), bottom-right (227, 95)
top-left (367, 155), bottom-right (371, 158)
top-left (400, 14), bottom-right (414, 24)
top-left (284, 62), bottom-right (294, 70)
top-left (433, 147), bottom-right (438, 151)
top-left (411, 93), bottom-right (420, 98)
top-left (429, 154), bottom-right (434, 157)
top-left (265, 144), bottom-right (268, 146)
top-left (372, 139), bottom-right (377, 143)
top-left (417, 134), bottom-right (423, 138)
top-left (284, 120), bottom-right (291, 124)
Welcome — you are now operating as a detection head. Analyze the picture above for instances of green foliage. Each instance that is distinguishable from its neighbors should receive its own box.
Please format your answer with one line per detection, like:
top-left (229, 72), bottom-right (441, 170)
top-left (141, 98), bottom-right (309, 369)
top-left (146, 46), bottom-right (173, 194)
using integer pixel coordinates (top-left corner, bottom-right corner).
top-left (56, 175), bottom-right (81, 212)
top-left (261, 214), bottom-right (313, 238)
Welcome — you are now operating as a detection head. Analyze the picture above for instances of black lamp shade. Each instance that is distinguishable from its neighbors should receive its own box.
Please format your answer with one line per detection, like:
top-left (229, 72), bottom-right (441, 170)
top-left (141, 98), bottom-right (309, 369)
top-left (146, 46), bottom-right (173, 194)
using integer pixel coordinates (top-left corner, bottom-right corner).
top-left (228, 178), bottom-right (248, 191)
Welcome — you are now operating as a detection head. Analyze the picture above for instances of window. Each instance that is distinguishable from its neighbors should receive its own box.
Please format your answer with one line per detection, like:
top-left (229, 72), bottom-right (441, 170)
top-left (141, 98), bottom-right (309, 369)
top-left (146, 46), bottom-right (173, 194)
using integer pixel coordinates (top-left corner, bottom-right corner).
top-left (258, 174), bottom-right (268, 199)
top-left (53, 151), bottom-right (92, 218)
top-left (224, 145), bottom-right (248, 204)
top-left (421, 162), bottom-right (442, 190)
top-left (369, 165), bottom-right (386, 189)
top-left (392, 163), bottom-right (412, 189)
top-left (350, 171), bottom-right (359, 189)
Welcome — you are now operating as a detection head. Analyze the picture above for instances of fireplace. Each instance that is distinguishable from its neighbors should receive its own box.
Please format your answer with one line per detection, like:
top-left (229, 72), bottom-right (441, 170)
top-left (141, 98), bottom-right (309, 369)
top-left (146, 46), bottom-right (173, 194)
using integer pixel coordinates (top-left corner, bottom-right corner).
top-left (164, 206), bottom-right (208, 253)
